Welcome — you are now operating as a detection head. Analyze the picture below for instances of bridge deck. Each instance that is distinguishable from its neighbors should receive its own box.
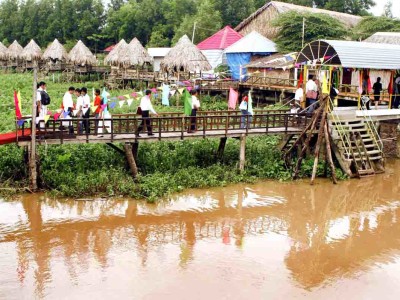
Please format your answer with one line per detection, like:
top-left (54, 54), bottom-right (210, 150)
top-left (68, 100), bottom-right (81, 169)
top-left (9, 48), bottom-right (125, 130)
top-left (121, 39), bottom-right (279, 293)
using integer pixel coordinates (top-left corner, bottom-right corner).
top-left (14, 112), bottom-right (309, 146)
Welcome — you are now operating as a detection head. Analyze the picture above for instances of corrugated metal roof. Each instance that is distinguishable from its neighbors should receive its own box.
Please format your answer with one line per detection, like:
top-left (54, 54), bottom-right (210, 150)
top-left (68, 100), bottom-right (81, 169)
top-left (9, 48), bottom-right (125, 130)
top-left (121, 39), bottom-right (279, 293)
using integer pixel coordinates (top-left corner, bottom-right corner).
top-left (225, 31), bottom-right (277, 54)
top-left (148, 48), bottom-right (171, 57)
top-left (297, 40), bottom-right (400, 70)
top-left (197, 26), bottom-right (242, 50)
top-left (246, 52), bottom-right (297, 69)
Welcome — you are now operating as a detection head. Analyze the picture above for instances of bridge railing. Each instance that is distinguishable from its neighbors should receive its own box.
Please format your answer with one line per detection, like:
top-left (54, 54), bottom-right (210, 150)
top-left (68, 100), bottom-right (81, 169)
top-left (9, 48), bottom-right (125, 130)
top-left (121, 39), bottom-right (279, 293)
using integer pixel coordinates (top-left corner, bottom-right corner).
top-left (15, 112), bottom-right (310, 143)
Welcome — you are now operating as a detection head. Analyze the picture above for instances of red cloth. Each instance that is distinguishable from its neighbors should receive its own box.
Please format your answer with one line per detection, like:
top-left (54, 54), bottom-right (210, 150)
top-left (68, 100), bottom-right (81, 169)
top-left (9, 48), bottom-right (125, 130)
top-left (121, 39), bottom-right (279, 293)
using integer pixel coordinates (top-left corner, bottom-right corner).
top-left (298, 72), bottom-right (303, 88)
top-left (94, 96), bottom-right (102, 114)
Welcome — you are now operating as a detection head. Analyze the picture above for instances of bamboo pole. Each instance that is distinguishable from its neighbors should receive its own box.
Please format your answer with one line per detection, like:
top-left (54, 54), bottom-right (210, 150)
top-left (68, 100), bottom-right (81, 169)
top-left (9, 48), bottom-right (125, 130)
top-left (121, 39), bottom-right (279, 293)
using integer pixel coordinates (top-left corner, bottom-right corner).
top-left (310, 100), bottom-right (328, 185)
top-left (29, 66), bottom-right (38, 191)
top-left (324, 121), bottom-right (338, 184)
top-left (293, 107), bottom-right (323, 179)
top-left (239, 134), bottom-right (246, 172)
top-left (124, 143), bottom-right (138, 179)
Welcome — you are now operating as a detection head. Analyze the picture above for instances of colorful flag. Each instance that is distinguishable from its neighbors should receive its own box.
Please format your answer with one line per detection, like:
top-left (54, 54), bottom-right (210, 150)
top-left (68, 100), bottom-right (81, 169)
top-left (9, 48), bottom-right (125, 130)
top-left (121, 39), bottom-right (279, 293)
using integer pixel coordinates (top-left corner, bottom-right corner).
top-left (127, 99), bottom-right (133, 107)
top-left (17, 120), bottom-right (25, 126)
top-left (91, 106), bottom-right (98, 113)
top-left (162, 84), bottom-right (170, 106)
top-left (248, 91), bottom-right (254, 115)
top-left (44, 115), bottom-right (50, 124)
top-left (228, 88), bottom-right (238, 109)
top-left (183, 89), bottom-right (192, 116)
top-left (298, 72), bottom-right (303, 88)
top-left (178, 88), bottom-right (184, 94)
top-left (17, 91), bottom-right (22, 112)
top-left (119, 100), bottom-right (125, 108)
top-left (322, 72), bottom-right (329, 94)
top-left (14, 90), bottom-right (22, 120)
top-left (109, 102), bottom-right (117, 109)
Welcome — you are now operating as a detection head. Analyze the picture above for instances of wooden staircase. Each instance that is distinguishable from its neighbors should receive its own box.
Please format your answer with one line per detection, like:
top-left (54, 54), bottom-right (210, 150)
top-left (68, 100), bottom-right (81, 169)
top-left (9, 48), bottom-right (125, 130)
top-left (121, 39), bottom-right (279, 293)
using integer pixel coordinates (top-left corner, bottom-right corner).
top-left (329, 119), bottom-right (384, 178)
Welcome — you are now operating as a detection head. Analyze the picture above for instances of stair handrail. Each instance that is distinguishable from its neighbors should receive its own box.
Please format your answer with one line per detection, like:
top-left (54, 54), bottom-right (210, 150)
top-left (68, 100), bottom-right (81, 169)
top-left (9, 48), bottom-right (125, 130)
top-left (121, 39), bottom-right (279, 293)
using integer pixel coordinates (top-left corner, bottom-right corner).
top-left (358, 102), bottom-right (383, 154)
top-left (328, 98), bottom-right (353, 159)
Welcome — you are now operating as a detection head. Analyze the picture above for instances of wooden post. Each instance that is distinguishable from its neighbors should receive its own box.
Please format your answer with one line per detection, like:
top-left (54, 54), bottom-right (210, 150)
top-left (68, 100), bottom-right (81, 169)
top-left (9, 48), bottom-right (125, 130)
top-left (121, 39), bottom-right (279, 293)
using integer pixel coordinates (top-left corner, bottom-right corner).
top-left (216, 137), bottom-right (227, 160)
top-left (239, 134), bottom-right (246, 172)
top-left (29, 66), bottom-right (38, 191)
top-left (124, 143), bottom-right (138, 179)
top-left (132, 142), bottom-right (139, 162)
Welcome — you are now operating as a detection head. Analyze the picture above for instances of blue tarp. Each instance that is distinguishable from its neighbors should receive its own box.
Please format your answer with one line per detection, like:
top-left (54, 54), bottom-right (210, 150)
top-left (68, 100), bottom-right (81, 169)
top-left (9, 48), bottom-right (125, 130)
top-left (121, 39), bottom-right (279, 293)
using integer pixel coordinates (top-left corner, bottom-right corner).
top-left (226, 52), bottom-right (272, 81)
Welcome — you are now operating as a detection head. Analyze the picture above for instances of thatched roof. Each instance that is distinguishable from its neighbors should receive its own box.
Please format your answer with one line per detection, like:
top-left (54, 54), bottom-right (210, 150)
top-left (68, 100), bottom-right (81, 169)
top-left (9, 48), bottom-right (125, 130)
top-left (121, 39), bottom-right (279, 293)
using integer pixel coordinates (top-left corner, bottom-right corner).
top-left (104, 39), bottom-right (129, 66)
top-left (0, 42), bottom-right (8, 60)
top-left (364, 32), bottom-right (400, 45)
top-left (246, 52), bottom-right (298, 69)
top-left (20, 39), bottom-right (42, 61)
top-left (43, 39), bottom-right (69, 61)
top-left (68, 40), bottom-right (97, 66)
top-left (7, 40), bottom-right (23, 60)
top-left (235, 1), bottom-right (362, 33)
top-left (126, 38), bottom-right (153, 66)
top-left (160, 35), bottom-right (212, 72)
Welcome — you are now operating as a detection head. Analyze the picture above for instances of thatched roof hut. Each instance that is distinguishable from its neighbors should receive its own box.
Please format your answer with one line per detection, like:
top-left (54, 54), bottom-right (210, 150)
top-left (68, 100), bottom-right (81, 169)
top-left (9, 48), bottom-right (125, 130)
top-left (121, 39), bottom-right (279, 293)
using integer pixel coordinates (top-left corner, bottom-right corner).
top-left (125, 38), bottom-right (153, 66)
top-left (235, 1), bottom-right (362, 39)
top-left (0, 42), bottom-right (8, 60)
top-left (20, 39), bottom-right (42, 61)
top-left (364, 32), bottom-right (400, 45)
top-left (104, 39), bottom-right (129, 66)
top-left (160, 35), bottom-right (212, 72)
top-left (7, 40), bottom-right (23, 60)
top-left (43, 39), bottom-right (69, 62)
top-left (68, 40), bottom-right (97, 66)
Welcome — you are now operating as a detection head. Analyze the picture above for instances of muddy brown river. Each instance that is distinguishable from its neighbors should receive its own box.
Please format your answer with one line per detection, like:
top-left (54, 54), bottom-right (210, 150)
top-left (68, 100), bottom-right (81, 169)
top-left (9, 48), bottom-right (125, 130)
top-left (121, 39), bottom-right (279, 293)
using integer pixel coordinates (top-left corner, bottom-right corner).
top-left (1, 162), bottom-right (400, 299)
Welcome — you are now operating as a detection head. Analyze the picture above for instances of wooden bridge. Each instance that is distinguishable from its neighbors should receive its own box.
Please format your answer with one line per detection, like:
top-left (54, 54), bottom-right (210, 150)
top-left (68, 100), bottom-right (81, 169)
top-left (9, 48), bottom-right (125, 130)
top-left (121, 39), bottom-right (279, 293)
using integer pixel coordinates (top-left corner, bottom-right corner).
top-left (15, 110), bottom-right (309, 146)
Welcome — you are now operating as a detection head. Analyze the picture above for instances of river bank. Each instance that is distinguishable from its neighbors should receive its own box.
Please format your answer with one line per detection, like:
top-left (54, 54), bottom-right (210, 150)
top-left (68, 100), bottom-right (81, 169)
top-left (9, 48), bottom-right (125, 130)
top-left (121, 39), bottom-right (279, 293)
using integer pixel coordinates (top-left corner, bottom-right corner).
top-left (0, 136), bottom-right (346, 201)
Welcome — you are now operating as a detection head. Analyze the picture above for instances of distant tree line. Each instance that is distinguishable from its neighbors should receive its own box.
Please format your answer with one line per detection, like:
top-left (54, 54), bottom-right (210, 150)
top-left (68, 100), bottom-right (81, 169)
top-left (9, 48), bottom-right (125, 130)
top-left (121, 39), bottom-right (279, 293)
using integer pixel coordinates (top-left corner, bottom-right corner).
top-left (0, 0), bottom-right (396, 53)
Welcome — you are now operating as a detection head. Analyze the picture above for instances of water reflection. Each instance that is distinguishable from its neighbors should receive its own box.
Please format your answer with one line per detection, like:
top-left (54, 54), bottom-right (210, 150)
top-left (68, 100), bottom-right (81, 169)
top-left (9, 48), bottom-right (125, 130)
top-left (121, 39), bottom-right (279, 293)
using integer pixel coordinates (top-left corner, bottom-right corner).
top-left (1, 161), bottom-right (400, 298)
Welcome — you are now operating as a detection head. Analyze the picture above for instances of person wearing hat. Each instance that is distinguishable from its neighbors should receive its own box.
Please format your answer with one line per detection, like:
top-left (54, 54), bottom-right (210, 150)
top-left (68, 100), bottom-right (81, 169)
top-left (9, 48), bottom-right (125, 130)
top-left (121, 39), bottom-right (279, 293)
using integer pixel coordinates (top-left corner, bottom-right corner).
top-left (135, 90), bottom-right (158, 136)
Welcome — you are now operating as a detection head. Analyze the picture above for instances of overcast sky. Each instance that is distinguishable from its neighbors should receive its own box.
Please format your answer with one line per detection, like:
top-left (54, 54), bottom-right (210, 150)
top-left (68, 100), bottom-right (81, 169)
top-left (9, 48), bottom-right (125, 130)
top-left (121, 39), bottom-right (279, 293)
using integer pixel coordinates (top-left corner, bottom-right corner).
top-left (369, 0), bottom-right (400, 18)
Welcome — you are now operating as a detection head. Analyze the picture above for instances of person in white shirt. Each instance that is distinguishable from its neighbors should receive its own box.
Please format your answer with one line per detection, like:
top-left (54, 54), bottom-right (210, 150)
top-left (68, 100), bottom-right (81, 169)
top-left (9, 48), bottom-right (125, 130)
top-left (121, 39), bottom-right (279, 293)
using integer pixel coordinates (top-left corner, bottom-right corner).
top-left (239, 94), bottom-right (252, 129)
top-left (305, 75), bottom-right (318, 113)
top-left (136, 90), bottom-right (158, 136)
top-left (188, 90), bottom-right (200, 133)
top-left (294, 87), bottom-right (304, 106)
top-left (81, 87), bottom-right (91, 134)
top-left (62, 86), bottom-right (75, 116)
top-left (36, 81), bottom-right (47, 118)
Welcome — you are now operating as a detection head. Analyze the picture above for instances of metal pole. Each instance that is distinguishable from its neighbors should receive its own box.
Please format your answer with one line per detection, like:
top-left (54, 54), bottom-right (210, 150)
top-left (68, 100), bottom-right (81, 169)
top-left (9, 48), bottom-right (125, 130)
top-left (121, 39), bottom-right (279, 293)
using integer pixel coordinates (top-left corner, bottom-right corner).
top-left (30, 65), bottom-right (38, 191)
top-left (191, 22), bottom-right (197, 43)
top-left (302, 17), bottom-right (305, 48)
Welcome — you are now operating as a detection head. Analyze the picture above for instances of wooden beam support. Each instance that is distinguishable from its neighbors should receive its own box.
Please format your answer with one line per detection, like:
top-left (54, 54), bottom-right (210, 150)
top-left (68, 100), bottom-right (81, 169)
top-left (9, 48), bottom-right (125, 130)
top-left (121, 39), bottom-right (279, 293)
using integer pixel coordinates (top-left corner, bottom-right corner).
top-left (239, 134), bottom-right (246, 172)
top-left (29, 66), bottom-right (38, 191)
top-left (132, 142), bottom-right (139, 162)
top-left (124, 143), bottom-right (138, 179)
top-left (216, 137), bottom-right (227, 160)
top-left (106, 143), bottom-right (125, 155)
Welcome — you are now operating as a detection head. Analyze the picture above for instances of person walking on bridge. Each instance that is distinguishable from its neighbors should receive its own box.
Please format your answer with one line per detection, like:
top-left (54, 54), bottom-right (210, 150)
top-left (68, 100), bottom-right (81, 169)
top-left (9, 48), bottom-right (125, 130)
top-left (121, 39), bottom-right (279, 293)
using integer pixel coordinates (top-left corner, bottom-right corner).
top-left (188, 90), bottom-right (200, 133)
top-left (239, 94), bottom-right (252, 129)
top-left (135, 90), bottom-right (158, 137)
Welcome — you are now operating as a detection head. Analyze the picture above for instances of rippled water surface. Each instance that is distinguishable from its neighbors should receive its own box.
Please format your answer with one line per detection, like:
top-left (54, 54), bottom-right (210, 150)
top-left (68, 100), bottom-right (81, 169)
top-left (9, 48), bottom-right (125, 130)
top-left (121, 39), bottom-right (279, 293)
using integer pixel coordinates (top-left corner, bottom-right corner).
top-left (2, 161), bottom-right (400, 299)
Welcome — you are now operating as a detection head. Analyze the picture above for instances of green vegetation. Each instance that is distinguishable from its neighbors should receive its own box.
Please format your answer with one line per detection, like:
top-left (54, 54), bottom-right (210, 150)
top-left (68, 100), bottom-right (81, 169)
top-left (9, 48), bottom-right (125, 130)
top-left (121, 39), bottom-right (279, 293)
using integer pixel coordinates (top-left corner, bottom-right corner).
top-left (0, 136), bottom-right (345, 201)
top-left (0, 0), bottom-right (379, 51)
top-left (352, 16), bottom-right (400, 40)
top-left (273, 11), bottom-right (347, 53)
